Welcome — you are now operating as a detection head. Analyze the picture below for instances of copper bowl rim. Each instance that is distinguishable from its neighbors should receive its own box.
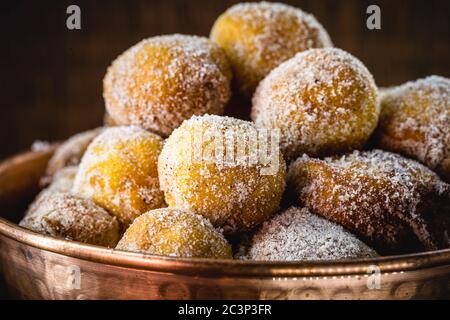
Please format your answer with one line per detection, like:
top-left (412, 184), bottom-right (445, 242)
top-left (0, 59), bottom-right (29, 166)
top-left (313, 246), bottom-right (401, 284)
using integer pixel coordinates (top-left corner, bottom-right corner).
top-left (1, 149), bottom-right (450, 278)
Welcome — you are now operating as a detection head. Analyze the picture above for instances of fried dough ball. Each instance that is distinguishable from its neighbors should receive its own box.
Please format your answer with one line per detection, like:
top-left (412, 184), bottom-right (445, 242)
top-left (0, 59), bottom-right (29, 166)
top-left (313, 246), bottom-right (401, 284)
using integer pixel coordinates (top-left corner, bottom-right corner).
top-left (73, 126), bottom-right (165, 226)
top-left (116, 208), bottom-right (232, 259)
top-left (37, 166), bottom-right (78, 199)
top-left (20, 192), bottom-right (120, 247)
top-left (44, 165), bottom-right (78, 194)
top-left (103, 34), bottom-right (232, 137)
top-left (238, 207), bottom-right (378, 261)
top-left (210, 2), bottom-right (332, 96)
top-left (158, 115), bottom-right (286, 233)
top-left (288, 150), bottom-right (450, 254)
top-left (375, 76), bottom-right (450, 182)
top-left (44, 128), bottom-right (104, 183)
top-left (252, 48), bottom-right (379, 162)
top-left (25, 166), bottom-right (80, 215)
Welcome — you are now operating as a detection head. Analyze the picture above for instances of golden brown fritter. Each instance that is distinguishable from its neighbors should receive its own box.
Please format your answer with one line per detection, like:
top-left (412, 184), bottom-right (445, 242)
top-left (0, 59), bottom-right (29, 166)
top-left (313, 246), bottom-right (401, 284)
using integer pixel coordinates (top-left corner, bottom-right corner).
top-left (20, 192), bottom-right (120, 247)
top-left (375, 76), bottom-right (450, 182)
top-left (104, 34), bottom-right (232, 137)
top-left (116, 208), bottom-right (232, 259)
top-left (288, 150), bottom-right (450, 254)
top-left (211, 2), bottom-right (332, 96)
top-left (44, 128), bottom-right (104, 182)
top-left (158, 115), bottom-right (286, 233)
top-left (73, 126), bottom-right (165, 227)
top-left (252, 48), bottom-right (379, 162)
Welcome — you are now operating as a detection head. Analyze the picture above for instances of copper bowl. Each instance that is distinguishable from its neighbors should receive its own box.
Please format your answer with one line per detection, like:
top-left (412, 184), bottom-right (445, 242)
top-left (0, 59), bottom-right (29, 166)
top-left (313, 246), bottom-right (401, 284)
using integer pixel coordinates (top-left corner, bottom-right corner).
top-left (0, 149), bottom-right (449, 300)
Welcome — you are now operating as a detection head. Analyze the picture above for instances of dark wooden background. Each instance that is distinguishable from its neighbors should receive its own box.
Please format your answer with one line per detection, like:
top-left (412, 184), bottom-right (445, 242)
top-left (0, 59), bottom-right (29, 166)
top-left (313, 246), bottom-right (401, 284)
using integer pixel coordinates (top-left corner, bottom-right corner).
top-left (0, 0), bottom-right (449, 159)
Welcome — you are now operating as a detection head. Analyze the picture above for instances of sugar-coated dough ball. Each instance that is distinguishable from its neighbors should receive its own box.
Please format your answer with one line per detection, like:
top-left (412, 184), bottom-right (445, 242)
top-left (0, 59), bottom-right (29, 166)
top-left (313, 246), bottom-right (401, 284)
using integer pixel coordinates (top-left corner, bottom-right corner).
top-left (116, 208), bottom-right (232, 259)
top-left (44, 128), bottom-right (104, 182)
top-left (73, 126), bottom-right (165, 226)
top-left (103, 34), bottom-right (232, 137)
top-left (375, 76), bottom-right (450, 182)
top-left (45, 166), bottom-right (78, 194)
top-left (238, 207), bottom-right (378, 261)
top-left (158, 115), bottom-right (286, 233)
top-left (252, 48), bottom-right (379, 161)
top-left (210, 2), bottom-right (332, 95)
top-left (29, 166), bottom-right (80, 212)
top-left (20, 192), bottom-right (120, 247)
top-left (288, 150), bottom-right (450, 254)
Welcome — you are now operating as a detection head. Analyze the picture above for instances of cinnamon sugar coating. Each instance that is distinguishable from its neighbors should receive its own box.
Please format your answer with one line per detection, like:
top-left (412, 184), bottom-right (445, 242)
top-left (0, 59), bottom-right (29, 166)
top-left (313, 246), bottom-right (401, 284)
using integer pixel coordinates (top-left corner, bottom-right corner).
top-left (211, 2), bottom-right (332, 96)
top-left (73, 126), bottom-right (166, 227)
top-left (252, 48), bottom-right (379, 162)
top-left (375, 76), bottom-right (450, 182)
top-left (158, 115), bottom-right (286, 233)
top-left (288, 150), bottom-right (450, 254)
top-left (238, 207), bottom-right (378, 261)
top-left (20, 192), bottom-right (120, 247)
top-left (44, 128), bottom-right (104, 182)
top-left (116, 208), bottom-right (232, 259)
top-left (103, 34), bottom-right (232, 137)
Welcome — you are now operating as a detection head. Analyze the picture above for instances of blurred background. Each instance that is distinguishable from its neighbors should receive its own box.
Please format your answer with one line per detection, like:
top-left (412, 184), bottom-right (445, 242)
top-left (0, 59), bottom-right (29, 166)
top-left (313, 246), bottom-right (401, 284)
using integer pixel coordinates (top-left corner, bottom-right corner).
top-left (0, 0), bottom-right (449, 159)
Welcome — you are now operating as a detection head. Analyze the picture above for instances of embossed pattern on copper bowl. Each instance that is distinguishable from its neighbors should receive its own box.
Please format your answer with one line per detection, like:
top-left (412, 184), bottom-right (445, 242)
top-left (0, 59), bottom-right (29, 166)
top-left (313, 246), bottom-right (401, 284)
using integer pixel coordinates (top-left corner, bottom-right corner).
top-left (0, 148), bottom-right (449, 300)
